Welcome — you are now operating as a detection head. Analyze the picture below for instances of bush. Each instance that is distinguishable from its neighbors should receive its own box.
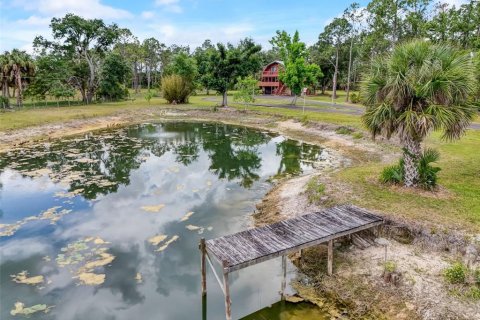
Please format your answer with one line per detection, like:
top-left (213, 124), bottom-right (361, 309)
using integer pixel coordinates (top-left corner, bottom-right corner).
top-left (417, 148), bottom-right (441, 190)
top-left (350, 92), bottom-right (360, 103)
top-left (335, 126), bottom-right (354, 135)
top-left (161, 75), bottom-right (192, 104)
top-left (384, 260), bottom-right (397, 272)
top-left (380, 149), bottom-right (440, 190)
top-left (466, 287), bottom-right (480, 300)
top-left (444, 262), bottom-right (467, 284)
top-left (0, 96), bottom-right (10, 108)
top-left (305, 177), bottom-right (326, 203)
top-left (380, 160), bottom-right (404, 185)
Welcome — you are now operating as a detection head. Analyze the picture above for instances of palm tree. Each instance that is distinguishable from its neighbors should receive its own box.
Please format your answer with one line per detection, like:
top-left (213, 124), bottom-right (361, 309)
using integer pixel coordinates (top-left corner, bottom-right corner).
top-left (5, 49), bottom-right (35, 107)
top-left (362, 40), bottom-right (477, 187)
top-left (0, 52), bottom-right (10, 99)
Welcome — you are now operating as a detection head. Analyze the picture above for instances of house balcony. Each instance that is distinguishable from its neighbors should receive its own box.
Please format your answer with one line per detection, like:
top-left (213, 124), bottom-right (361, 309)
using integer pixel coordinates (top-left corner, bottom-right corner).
top-left (262, 71), bottom-right (279, 76)
top-left (258, 81), bottom-right (280, 87)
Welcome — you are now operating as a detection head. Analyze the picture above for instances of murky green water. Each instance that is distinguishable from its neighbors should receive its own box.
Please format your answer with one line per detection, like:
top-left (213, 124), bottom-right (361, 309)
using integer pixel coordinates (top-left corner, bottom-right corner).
top-left (0, 122), bottom-right (330, 319)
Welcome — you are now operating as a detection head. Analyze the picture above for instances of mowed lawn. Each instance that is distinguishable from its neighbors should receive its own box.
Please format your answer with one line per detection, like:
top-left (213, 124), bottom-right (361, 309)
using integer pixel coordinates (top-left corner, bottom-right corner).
top-left (337, 129), bottom-right (480, 232)
top-left (1, 93), bottom-right (479, 231)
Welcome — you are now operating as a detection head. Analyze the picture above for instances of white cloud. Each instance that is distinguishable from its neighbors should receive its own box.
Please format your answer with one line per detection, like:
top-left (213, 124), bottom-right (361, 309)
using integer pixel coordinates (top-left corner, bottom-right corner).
top-left (16, 15), bottom-right (51, 26)
top-left (141, 11), bottom-right (155, 19)
top-left (1, 0), bottom-right (133, 53)
top-left (143, 21), bottom-right (256, 48)
top-left (223, 24), bottom-right (254, 36)
top-left (12, 0), bottom-right (132, 20)
top-left (154, 0), bottom-right (182, 13)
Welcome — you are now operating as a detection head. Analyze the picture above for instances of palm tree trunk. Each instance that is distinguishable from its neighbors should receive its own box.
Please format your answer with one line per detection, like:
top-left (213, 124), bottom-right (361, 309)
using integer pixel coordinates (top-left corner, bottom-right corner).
top-left (403, 137), bottom-right (421, 187)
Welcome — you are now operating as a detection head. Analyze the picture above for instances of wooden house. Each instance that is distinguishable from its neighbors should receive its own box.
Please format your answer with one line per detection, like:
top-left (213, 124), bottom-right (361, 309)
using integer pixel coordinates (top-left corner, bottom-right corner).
top-left (258, 61), bottom-right (289, 95)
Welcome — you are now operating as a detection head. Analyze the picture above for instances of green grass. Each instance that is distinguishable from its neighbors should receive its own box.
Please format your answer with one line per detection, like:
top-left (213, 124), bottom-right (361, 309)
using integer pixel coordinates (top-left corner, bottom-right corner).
top-left (306, 90), bottom-right (362, 105)
top-left (336, 129), bottom-right (480, 231)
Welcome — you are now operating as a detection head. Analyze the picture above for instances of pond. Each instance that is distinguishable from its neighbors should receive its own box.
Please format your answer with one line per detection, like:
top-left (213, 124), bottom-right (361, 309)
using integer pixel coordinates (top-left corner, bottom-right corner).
top-left (0, 122), bottom-right (333, 319)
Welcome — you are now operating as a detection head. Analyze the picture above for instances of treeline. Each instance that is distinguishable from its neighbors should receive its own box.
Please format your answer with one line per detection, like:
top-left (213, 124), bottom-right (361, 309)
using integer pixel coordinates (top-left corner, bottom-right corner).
top-left (1, 0), bottom-right (479, 108)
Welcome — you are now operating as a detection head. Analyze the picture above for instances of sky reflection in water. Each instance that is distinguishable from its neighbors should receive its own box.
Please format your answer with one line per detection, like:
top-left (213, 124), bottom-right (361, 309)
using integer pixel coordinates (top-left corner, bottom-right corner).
top-left (0, 122), bottom-right (329, 320)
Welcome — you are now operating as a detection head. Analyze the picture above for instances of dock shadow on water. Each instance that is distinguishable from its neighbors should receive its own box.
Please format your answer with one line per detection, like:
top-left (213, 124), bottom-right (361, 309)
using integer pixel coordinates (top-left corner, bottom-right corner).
top-left (0, 122), bottom-right (332, 319)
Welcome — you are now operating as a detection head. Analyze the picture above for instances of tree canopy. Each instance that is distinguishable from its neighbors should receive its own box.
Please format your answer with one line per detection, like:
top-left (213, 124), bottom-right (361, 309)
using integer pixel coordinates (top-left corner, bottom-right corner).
top-left (270, 30), bottom-right (323, 104)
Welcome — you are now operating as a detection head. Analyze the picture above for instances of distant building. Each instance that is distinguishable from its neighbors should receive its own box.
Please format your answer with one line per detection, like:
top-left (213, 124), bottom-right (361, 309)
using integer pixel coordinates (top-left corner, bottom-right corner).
top-left (258, 61), bottom-right (290, 95)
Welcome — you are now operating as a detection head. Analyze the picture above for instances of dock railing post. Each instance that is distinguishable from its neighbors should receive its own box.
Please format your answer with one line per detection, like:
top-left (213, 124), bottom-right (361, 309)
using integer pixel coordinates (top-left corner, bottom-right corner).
top-left (281, 255), bottom-right (287, 300)
top-left (222, 260), bottom-right (231, 320)
top-left (327, 240), bottom-right (333, 276)
top-left (200, 238), bottom-right (207, 296)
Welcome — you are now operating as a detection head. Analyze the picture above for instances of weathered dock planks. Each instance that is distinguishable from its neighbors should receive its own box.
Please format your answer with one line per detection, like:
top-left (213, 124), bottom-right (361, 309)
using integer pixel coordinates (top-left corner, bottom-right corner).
top-left (201, 204), bottom-right (384, 320)
top-left (205, 204), bottom-right (383, 273)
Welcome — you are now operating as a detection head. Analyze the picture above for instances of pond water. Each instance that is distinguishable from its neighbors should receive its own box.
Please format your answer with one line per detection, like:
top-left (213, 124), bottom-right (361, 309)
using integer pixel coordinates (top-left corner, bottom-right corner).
top-left (0, 122), bottom-right (332, 319)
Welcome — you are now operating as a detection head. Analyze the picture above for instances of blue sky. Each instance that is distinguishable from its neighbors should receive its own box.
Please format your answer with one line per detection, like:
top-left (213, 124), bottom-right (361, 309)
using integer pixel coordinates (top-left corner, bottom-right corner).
top-left (0, 0), bottom-right (468, 52)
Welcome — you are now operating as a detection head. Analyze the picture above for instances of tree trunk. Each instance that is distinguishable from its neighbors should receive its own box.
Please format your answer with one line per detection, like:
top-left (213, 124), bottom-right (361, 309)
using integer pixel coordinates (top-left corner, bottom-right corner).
top-left (16, 72), bottom-right (22, 107)
top-left (85, 52), bottom-right (96, 104)
top-left (79, 87), bottom-right (86, 104)
top-left (403, 137), bottom-right (421, 187)
top-left (133, 61), bottom-right (139, 93)
top-left (332, 46), bottom-right (339, 100)
top-left (290, 94), bottom-right (298, 106)
top-left (345, 37), bottom-right (354, 102)
top-left (147, 65), bottom-right (151, 90)
top-left (222, 91), bottom-right (228, 107)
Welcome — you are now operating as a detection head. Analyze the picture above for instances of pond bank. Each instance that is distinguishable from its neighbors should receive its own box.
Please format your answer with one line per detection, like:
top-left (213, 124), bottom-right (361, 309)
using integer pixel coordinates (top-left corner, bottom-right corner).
top-left (253, 148), bottom-right (480, 318)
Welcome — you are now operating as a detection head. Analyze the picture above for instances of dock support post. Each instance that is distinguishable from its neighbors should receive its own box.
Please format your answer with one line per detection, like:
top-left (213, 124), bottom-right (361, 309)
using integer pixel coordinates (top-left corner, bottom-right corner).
top-left (222, 261), bottom-right (231, 320)
top-left (200, 238), bottom-right (207, 296)
top-left (327, 240), bottom-right (333, 276)
top-left (281, 255), bottom-right (287, 300)
top-left (202, 294), bottom-right (207, 320)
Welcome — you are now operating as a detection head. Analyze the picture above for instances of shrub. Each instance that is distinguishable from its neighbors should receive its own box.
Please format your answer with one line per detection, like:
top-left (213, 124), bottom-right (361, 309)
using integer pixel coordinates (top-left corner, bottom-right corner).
top-left (380, 161), bottom-right (404, 185)
top-left (305, 177), bottom-right (326, 203)
top-left (417, 148), bottom-right (441, 190)
top-left (466, 287), bottom-right (480, 300)
top-left (0, 96), bottom-right (10, 108)
top-left (380, 149), bottom-right (440, 190)
top-left (350, 92), bottom-right (360, 104)
top-left (352, 132), bottom-right (363, 139)
top-left (161, 75), bottom-right (192, 104)
top-left (444, 262), bottom-right (467, 284)
top-left (384, 260), bottom-right (397, 272)
top-left (335, 126), bottom-right (354, 135)
top-left (145, 90), bottom-right (154, 104)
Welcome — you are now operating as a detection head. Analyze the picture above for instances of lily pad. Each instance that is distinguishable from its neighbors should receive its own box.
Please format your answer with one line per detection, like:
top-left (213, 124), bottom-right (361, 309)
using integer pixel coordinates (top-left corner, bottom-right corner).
top-left (180, 211), bottom-right (194, 222)
top-left (11, 271), bottom-right (44, 285)
top-left (75, 272), bottom-right (105, 286)
top-left (135, 272), bottom-right (143, 284)
top-left (156, 235), bottom-right (179, 252)
top-left (148, 234), bottom-right (167, 246)
top-left (10, 302), bottom-right (53, 316)
top-left (141, 204), bottom-right (166, 213)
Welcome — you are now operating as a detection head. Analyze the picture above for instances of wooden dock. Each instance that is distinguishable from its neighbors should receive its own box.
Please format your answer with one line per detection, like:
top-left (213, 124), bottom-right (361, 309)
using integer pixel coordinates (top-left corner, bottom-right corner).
top-left (199, 204), bottom-right (383, 320)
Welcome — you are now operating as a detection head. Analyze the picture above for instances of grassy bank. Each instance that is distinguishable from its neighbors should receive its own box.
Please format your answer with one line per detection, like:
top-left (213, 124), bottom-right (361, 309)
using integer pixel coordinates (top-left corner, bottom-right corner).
top-left (0, 93), bottom-right (362, 131)
top-left (319, 129), bottom-right (480, 232)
